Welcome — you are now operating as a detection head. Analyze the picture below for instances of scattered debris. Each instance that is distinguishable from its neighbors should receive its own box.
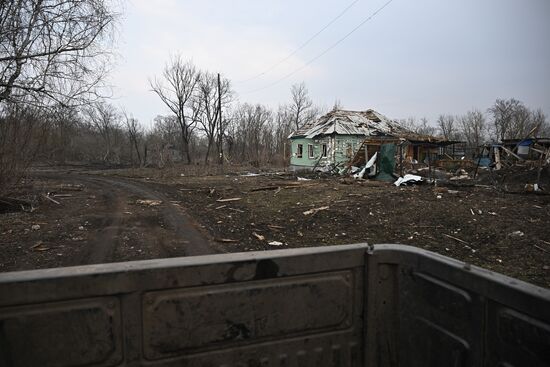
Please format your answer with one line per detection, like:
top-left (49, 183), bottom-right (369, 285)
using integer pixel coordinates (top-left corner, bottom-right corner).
top-left (228, 207), bottom-right (244, 213)
top-left (31, 241), bottom-right (50, 252)
top-left (303, 206), bottom-right (330, 216)
top-left (509, 231), bottom-right (525, 238)
top-left (252, 232), bottom-right (265, 241)
top-left (250, 186), bottom-right (280, 192)
top-left (240, 172), bottom-right (261, 177)
top-left (353, 152), bottom-right (378, 180)
top-left (31, 224), bottom-right (41, 231)
top-left (215, 205), bottom-right (227, 210)
top-left (297, 177), bottom-right (311, 181)
top-left (268, 241), bottom-right (284, 246)
top-left (394, 174), bottom-right (423, 187)
top-left (443, 233), bottom-right (469, 245)
top-left (136, 199), bottom-right (162, 206)
top-left (43, 194), bottom-right (61, 205)
top-left (216, 197), bottom-right (242, 203)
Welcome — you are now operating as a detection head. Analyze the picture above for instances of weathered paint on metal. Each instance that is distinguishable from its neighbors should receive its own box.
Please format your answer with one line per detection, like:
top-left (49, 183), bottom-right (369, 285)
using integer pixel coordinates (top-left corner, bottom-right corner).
top-left (0, 244), bottom-right (549, 366)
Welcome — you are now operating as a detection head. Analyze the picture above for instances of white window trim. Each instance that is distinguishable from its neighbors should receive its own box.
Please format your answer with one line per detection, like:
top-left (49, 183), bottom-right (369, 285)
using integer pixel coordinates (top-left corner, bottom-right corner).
top-left (297, 144), bottom-right (303, 158)
top-left (308, 144), bottom-right (314, 159)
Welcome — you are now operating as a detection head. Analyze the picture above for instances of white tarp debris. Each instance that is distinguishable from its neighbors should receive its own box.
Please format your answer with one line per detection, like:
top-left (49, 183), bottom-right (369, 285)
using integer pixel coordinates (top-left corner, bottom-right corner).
top-left (354, 152), bottom-right (378, 179)
top-left (268, 241), bottom-right (284, 246)
top-left (394, 174), bottom-right (423, 187)
top-left (297, 177), bottom-right (311, 181)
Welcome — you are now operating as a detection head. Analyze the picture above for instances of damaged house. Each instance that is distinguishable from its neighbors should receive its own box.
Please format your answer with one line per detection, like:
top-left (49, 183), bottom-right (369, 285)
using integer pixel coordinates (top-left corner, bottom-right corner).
top-left (289, 109), bottom-right (455, 174)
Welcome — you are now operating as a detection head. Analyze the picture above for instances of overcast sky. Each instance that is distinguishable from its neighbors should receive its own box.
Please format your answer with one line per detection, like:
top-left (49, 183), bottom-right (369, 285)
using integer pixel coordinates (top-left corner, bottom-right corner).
top-left (110, 0), bottom-right (550, 127)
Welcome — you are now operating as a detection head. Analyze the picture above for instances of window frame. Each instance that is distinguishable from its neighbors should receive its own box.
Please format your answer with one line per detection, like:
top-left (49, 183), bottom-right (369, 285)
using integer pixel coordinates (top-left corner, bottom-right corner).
top-left (297, 144), bottom-right (303, 158)
top-left (322, 143), bottom-right (328, 158)
top-left (308, 144), bottom-right (314, 159)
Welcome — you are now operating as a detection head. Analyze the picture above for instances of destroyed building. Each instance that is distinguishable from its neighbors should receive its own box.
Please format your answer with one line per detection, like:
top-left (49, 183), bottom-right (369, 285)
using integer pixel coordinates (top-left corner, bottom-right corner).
top-left (288, 109), bottom-right (455, 173)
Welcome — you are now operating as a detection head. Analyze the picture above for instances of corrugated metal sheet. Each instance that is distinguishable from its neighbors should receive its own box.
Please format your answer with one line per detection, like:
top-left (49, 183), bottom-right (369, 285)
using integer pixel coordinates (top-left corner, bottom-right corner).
top-left (291, 109), bottom-right (447, 143)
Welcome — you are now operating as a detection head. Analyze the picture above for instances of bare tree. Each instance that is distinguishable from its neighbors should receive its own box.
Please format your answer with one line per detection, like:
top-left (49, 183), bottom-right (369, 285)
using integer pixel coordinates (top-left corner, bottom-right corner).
top-left (147, 115), bottom-right (180, 167)
top-left (459, 109), bottom-right (486, 150)
top-left (488, 98), bottom-right (549, 140)
top-left (123, 111), bottom-right (143, 167)
top-left (228, 103), bottom-right (273, 164)
top-left (197, 72), bottom-right (233, 164)
top-left (400, 117), bottom-right (437, 136)
top-left (84, 102), bottom-right (120, 163)
top-left (0, 105), bottom-right (48, 193)
top-left (532, 109), bottom-right (550, 137)
top-left (332, 99), bottom-right (343, 111)
top-left (0, 0), bottom-right (117, 108)
top-left (150, 57), bottom-right (201, 163)
top-left (290, 82), bottom-right (313, 130)
top-left (437, 114), bottom-right (459, 140)
top-left (488, 98), bottom-right (523, 141)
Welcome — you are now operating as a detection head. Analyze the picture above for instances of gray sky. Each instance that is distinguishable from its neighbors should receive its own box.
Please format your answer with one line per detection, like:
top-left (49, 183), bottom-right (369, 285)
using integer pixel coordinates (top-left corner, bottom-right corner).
top-left (110, 0), bottom-right (550, 127)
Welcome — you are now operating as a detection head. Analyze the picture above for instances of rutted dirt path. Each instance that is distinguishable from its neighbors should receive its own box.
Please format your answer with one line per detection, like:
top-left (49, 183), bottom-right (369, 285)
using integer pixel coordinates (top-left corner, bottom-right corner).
top-left (0, 170), bottom-right (219, 271)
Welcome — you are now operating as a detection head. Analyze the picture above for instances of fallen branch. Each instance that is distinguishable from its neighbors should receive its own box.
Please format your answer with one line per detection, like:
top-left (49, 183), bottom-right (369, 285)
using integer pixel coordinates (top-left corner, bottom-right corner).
top-left (250, 186), bottom-right (279, 192)
top-left (443, 233), bottom-right (469, 245)
top-left (303, 206), bottom-right (329, 216)
top-left (216, 197), bottom-right (242, 203)
top-left (43, 194), bottom-right (61, 205)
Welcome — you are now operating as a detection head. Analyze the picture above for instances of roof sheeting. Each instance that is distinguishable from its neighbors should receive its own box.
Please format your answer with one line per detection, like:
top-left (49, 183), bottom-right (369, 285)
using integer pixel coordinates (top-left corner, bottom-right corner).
top-left (291, 109), bottom-right (447, 143)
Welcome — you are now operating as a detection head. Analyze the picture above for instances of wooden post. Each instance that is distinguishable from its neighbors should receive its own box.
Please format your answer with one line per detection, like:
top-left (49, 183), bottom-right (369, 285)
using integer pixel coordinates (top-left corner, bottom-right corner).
top-left (217, 73), bottom-right (224, 170)
top-left (399, 143), bottom-right (403, 177)
top-left (494, 146), bottom-right (502, 170)
top-left (428, 145), bottom-right (433, 183)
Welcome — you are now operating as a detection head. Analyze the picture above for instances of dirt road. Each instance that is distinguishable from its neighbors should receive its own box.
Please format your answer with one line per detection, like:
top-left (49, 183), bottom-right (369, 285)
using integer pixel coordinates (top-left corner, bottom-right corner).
top-left (2, 167), bottom-right (549, 288)
top-left (0, 170), bottom-right (219, 271)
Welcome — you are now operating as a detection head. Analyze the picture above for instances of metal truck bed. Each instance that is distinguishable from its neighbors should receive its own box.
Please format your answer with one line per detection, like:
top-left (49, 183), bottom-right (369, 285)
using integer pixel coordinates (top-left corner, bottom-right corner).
top-left (0, 244), bottom-right (549, 366)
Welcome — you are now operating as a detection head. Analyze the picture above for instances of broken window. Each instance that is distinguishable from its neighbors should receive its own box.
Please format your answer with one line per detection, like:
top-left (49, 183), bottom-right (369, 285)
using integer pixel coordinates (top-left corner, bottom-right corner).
top-left (308, 144), bottom-right (314, 159)
top-left (322, 144), bottom-right (328, 158)
top-left (297, 144), bottom-right (303, 158)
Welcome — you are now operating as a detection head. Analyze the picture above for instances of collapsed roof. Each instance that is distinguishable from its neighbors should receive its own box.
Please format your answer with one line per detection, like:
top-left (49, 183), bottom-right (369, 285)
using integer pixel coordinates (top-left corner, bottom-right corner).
top-left (290, 109), bottom-right (448, 143)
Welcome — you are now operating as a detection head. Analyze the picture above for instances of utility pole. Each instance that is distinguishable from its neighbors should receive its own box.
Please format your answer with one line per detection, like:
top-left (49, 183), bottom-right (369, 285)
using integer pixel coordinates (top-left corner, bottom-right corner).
top-left (217, 73), bottom-right (224, 170)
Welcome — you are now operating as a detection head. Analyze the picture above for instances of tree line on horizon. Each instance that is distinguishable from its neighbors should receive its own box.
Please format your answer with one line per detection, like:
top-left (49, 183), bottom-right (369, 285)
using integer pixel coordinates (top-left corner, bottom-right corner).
top-left (1, 0), bottom-right (549, 194)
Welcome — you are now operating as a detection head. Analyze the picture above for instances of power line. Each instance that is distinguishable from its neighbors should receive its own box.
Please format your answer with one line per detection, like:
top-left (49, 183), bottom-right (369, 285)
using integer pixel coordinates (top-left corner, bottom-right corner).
top-left (241, 0), bottom-right (395, 95)
top-left (237, 0), bottom-right (361, 84)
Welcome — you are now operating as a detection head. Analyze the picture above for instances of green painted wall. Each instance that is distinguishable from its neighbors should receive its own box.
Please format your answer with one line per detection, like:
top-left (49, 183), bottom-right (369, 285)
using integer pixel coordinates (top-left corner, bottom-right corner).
top-left (290, 135), bottom-right (366, 168)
